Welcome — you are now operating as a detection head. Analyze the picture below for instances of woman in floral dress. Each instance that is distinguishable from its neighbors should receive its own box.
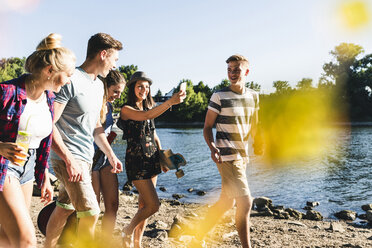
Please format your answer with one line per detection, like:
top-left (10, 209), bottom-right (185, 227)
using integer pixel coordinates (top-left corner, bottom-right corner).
top-left (120, 71), bottom-right (185, 248)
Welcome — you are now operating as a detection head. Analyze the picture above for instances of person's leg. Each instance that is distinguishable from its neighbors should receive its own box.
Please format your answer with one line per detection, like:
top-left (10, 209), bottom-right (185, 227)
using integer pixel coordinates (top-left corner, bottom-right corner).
top-left (122, 178), bottom-right (160, 248)
top-left (194, 193), bottom-right (235, 241)
top-left (235, 195), bottom-right (253, 248)
top-left (99, 165), bottom-right (119, 235)
top-left (44, 205), bottom-right (75, 248)
top-left (0, 176), bottom-right (36, 248)
top-left (21, 180), bottom-right (34, 210)
top-left (92, 170), bottom-right (101, 204)
top-left (133, 176), bottom-right (157, 248)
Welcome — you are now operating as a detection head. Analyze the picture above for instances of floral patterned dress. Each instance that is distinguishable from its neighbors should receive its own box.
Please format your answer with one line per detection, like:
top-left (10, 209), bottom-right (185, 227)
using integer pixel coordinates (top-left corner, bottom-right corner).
top-left (122, 105), bottom-right (161, 181)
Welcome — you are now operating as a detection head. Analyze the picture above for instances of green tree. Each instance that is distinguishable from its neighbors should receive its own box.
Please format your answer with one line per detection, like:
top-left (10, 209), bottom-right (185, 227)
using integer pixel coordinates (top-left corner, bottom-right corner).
top-left (155, 89), bottom-right (162, 97)
top-left (174, 79), bottom-right (208, 121)
top-left (273, 80), bottom-right (291, 94)
top-left (213, 79), bottom-right (230, 91)
top-left (296, 78), bottom-right (313, 90)
top-left (246, 81), bottom-right (261, 92)
top-left (194, 81), bottom-right (212, 100)
top-left (114, 65), bottom-right (138, 108)
top-left (0, 57), bottom-right (26, 82)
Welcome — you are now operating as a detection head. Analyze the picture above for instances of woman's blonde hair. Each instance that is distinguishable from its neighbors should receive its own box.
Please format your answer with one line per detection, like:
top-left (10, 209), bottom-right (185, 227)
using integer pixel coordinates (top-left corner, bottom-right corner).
top-left (25, 33), bottom-right (76, 74)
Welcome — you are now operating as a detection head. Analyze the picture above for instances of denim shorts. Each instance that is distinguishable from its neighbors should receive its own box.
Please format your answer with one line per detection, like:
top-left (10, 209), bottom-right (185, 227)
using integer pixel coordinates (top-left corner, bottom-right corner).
top-left (6, 149), bottom-right (36, 185)
top-left (92, 154), bottom-right (111, 172)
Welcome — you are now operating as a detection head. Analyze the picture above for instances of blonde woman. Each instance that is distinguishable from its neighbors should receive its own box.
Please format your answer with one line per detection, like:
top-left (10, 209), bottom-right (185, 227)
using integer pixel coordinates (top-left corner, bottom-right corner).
top-left (0, 33), bottom-right (75, 248)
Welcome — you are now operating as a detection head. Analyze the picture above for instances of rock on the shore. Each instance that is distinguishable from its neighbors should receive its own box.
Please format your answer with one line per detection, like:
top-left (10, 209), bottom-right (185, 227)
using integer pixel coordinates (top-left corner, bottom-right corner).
top-left (196, 190), bottom-right (206, 196)
top-left (285, 208), bottom-right (304, 220)
top-left (305, 210), bottom-right (323, 221)
top-left (172, 194), bottom-right (185, 200)
top-left (366, 210), bottom-right (372, 223)
top-left (306, 201), bottom-right (320, 207)
top-left (328, 222), bottom-right (345, 233)
top-left (334, 210), bottom-right (357, 221)
top-left (253, 196), bottom-right (273, 210)
top-left (159, 187), bottom-right (167, 192)
top-left (362, 204), bottom-right (372, 211)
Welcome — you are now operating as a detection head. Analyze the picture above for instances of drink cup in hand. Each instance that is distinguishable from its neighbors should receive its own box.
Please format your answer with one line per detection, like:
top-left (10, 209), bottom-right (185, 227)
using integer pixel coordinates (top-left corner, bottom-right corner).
top-left (14, 131), bottom-right (31, 166)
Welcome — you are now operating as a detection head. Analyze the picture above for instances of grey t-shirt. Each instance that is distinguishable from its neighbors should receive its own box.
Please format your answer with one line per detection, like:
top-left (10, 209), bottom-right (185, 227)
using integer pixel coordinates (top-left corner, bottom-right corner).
top-left (50, 67), bottom-right (104, 163)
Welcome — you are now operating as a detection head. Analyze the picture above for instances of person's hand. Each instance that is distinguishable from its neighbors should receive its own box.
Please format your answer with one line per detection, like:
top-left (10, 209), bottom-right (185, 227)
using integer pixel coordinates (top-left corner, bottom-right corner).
top-left (40, 175), bottom-right (54, 205)
top-left (66, 158), bottom-right (83, 182)
top-left (109, 154), bottom-right (123, 174)
top-left (169, 90), bottom-right (186, 106)
top-left (161, 164), bottom-right (169, 173)
top-left (0, 142), bottom-right (28, 166)
top-left (210, 145), bottom-right (222, 164)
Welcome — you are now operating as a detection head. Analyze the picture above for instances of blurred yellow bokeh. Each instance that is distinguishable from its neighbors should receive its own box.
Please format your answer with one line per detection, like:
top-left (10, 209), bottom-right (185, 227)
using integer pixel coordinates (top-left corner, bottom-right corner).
top-left (258, 89), bottom-right (348, 165)
top-left (339, 0), bottom-right (370, 30)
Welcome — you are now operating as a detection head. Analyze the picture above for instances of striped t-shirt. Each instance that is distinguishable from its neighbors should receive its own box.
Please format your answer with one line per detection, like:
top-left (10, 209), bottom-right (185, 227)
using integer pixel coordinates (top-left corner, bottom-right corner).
top-left (208, 87), bottom-right (259, 163)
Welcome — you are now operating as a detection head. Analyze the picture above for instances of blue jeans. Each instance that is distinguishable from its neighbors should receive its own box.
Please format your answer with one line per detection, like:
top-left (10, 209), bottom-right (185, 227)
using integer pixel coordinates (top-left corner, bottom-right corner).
top-left (7, 149), bottom-right (36, 185)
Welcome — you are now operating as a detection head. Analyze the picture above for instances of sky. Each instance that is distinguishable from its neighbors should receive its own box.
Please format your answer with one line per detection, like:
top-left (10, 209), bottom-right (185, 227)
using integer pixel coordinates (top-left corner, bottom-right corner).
top-left (0, 0), bottom-right (371, 94)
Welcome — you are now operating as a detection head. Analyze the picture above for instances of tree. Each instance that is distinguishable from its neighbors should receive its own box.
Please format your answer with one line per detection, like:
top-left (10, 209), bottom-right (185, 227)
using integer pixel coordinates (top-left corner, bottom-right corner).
top-left (194, 81), bottom-right (212, 100)
top-left (155, 89), bottom-right (162, 97)
top-left (273, 80), bottom-right (291, 94)
top-left (114, 65), bottom-right (138, 108)
top-left (174, 79), bottom-right (208, 121)
top-left (0, 57), bottom-right (26, 82)
top-left (246, 81), bottom-right (261, 92)
top-left (322, 43), bottom-right (364, 92)
top-left (213, 79), bottom-right (230, 91)
top-left (321, 43), bottom-right (366, 120)
top-left (296, 78), bottom-right (313, 90)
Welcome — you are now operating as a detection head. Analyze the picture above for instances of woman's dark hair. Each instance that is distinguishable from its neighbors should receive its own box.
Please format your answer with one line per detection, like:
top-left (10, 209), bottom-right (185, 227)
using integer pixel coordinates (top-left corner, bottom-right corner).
top-left (126, 80), bottom-right (155, 109)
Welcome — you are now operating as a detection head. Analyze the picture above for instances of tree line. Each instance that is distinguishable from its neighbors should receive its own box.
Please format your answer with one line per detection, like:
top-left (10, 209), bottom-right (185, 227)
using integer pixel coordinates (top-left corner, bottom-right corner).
top-left (1, 42), bottom-right (371, 123)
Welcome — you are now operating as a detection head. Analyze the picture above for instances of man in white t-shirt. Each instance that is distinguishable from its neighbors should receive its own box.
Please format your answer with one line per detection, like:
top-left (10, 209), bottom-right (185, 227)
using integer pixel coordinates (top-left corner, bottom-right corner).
top-left (45, 33), bottom-right (123, 248)
top-left (194, 54), bottom-right (259, 248)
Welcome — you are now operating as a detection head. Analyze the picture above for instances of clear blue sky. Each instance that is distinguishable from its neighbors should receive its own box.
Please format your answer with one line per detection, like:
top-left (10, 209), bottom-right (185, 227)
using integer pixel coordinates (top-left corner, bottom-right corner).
top-left (0, 0), bottom-right (371, 94)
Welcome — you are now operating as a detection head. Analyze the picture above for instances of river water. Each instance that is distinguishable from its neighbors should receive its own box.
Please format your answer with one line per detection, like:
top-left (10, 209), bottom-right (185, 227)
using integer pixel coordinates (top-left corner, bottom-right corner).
top-left (110, 126), bottom-right (371, 219)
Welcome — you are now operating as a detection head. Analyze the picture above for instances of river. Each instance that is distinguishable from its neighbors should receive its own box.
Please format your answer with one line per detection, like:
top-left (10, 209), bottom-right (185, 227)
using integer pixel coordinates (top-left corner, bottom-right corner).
top-left (110, 126), bottom-right (372, 219)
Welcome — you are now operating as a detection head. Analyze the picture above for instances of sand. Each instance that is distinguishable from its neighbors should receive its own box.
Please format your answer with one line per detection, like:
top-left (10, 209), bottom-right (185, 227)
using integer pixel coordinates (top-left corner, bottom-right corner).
top-left (30, 193), bottom-right (372, 248)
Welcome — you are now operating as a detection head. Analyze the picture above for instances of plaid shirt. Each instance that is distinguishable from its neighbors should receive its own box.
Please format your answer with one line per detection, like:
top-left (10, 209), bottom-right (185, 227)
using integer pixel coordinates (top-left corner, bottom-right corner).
top-left (0, 74), bottom-right (55, 191)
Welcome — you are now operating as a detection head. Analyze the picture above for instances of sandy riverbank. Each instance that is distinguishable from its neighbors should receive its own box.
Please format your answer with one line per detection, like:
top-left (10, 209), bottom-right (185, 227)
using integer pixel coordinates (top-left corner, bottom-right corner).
top-left (30, 193), bottom-right (372, 248)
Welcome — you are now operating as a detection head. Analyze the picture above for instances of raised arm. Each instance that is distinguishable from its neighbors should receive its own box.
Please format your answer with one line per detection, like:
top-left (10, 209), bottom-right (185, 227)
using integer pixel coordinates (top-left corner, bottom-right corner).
top-left (121, 90), bottom-right (186, 121)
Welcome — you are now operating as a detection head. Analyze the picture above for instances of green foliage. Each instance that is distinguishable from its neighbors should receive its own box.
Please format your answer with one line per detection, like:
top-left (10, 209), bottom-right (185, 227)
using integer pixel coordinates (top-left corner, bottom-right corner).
top-left (296, 78), bottom-right (313, 90)
top-left (0, 57), bottom-right (26, 82)
top-left (114, 65), bottom-right (138, 108)
top-left (273, 80), bottom-right (291, 94)
top-left (213, 79), bottom-right (230, 91)
top-left (246, 81), bottom-right (261, 91)
top-left (155, 89), bottom-right (162, 97)
top-left (194, 81), bottom-right (213, 100)
top-left (173, 79), bottom-right (208, 121)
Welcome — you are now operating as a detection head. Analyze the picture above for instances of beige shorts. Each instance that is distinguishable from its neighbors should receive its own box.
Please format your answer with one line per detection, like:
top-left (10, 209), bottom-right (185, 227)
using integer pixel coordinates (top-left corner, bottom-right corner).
top-left (216, 160), bottom-right (251, 199)
top-left (52, 159), bottom-right (100, 218)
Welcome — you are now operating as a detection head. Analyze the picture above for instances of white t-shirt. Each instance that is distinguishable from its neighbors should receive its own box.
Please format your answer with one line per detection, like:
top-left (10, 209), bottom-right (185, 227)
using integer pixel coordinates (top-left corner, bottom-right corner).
top-left (18, 92), bottom-right (53, 149)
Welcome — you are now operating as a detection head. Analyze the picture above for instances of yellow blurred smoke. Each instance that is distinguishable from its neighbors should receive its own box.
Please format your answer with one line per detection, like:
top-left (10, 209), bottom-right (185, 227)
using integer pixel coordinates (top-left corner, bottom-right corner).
top-left (338, 0), bottom-right (370, 30)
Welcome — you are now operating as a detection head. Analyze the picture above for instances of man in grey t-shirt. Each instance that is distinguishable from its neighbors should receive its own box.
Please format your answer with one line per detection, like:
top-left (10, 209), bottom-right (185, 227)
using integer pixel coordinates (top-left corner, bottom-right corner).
top-left (45, 33), bottom-right (123, 248)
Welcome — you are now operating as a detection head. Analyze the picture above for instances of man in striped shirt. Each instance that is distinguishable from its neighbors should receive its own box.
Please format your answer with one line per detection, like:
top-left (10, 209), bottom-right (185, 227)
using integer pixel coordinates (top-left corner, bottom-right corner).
top-left (196, 54), bottom-right (259, 248)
